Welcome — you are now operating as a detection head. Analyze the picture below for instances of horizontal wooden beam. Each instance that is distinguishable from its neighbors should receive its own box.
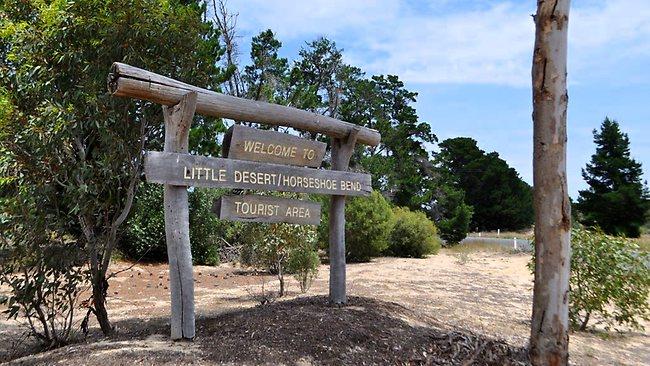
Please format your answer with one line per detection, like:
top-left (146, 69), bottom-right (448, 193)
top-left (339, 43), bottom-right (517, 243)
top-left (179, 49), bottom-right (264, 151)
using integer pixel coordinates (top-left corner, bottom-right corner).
top-left (213, 195), bottom-right (321, 225)
top-left (108, 63), bottom-right (381, 146)
top-left (144, 151), bottom-right (372, 196)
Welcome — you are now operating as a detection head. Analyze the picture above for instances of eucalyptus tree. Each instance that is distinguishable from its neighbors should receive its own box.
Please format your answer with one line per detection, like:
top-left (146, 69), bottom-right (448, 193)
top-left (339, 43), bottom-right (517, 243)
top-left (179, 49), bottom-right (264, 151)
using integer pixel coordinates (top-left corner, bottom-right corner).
top-left (530, 0), bottom-right (571, 364)
top-left (0, 0), bottom-right (229, 335)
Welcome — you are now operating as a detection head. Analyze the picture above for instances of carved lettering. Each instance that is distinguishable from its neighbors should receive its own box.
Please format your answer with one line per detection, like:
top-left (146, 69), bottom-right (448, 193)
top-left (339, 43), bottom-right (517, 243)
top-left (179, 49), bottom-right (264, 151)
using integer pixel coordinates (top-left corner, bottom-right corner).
top-left (184, 166), bottom-right (227, 182)
top-left (149, 152), bottom-right (371, 197)
top-left (224, 125), bottom-right (326, 167)
top-left (214, 195), bottom-right (322, 225)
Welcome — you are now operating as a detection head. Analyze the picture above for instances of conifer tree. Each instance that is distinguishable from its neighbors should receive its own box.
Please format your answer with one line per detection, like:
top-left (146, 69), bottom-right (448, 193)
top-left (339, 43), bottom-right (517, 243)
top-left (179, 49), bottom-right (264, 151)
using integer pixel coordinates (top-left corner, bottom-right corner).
top-left (577, 118), bottom-right (649, 237)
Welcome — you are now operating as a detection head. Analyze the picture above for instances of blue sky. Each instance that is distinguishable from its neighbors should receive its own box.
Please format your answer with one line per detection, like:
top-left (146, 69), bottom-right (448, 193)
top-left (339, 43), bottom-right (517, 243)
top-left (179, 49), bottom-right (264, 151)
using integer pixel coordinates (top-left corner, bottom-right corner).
top-left (222, 0), bottom-right (649, 198)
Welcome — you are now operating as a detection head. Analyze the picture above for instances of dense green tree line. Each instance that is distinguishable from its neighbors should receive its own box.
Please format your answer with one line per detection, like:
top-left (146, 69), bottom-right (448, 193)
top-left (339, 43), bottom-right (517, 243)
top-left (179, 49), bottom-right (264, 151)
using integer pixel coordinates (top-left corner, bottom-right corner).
top-left (220, 27), bottom-right (533, 240)
top-left (436, 137), bottom-right (534, 231)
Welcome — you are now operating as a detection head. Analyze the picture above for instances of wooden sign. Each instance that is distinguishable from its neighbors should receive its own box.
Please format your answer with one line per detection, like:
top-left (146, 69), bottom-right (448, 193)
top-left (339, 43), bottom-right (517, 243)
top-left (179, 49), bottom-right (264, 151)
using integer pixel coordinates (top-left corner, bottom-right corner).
top-left (144, 151), bottom-right (372, 196)
top-left (213, 195), bottom-right (321, 225)
top-left (223, 125), bottom-right (327, 168)
top-left (109, 63), bottom-right (380, 339)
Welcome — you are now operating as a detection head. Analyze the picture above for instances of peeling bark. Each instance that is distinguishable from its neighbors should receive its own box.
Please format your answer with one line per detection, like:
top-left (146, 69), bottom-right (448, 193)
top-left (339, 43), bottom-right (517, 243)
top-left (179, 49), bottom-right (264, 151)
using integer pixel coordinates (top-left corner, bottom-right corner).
top-left (530, 1), bottom-right (571, 365)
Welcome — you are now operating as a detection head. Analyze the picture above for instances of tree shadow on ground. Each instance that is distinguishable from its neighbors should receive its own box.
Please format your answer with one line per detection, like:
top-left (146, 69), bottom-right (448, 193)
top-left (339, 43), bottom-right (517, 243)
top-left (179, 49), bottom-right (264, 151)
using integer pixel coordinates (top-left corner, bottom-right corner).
top-left (5, 296), bottom-right (530, 365)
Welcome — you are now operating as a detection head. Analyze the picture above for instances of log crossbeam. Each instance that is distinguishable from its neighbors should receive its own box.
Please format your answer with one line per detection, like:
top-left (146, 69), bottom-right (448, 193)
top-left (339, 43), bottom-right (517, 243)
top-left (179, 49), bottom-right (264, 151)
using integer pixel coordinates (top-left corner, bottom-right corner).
top-left (108, 62), bottom-right (380, 146)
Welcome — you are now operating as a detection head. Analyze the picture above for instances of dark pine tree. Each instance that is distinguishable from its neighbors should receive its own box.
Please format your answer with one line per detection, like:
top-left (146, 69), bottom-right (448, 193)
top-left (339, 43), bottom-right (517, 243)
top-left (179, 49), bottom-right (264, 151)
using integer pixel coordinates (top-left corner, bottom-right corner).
top-left (577, 118), bottom-right (649, 237)
top-left (436, 137), bottom-right (534, 231)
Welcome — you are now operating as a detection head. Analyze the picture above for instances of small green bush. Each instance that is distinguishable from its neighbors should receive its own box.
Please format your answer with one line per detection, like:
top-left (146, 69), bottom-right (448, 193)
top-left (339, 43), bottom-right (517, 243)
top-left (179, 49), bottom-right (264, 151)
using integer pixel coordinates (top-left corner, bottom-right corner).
top-left (436, 186), bottom-right (473, 245)
top-left (319, 191), bottom-right (394, 262)
top-left (287, 244), bottom-right (320, 293)
top-left (530, 227), bottom-right (649, 331)
top-left (387, 207), bottom-right (440, 258)
top-left (122, 184), bottom-right (232, 265)
top-left (239, 219), bottom-right (318, 296)
top-left (570, 228), bottom-right (649, 330)
top-left (188, 188), bottom-right (226, 266)
top-left (122, 183), bottom-right (166, 261)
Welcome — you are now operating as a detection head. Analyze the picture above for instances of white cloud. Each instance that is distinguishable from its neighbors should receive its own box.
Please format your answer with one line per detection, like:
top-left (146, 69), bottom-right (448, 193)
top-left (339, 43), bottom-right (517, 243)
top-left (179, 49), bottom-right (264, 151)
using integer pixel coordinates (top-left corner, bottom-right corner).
top-left (228, 0), bottom-right (398, 40)
top-left (569, 1), bottom-right (650, 84)
top-left (353, 3), bottom-right (535, 86)
top-left (226, 0), bottom-right (650, 87)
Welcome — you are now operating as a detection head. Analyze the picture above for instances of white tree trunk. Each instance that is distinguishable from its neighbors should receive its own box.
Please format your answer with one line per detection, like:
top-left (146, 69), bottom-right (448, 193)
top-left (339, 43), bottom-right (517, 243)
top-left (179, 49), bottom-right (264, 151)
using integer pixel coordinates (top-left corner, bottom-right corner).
top-left (530, 1), bottom-right (571, 365)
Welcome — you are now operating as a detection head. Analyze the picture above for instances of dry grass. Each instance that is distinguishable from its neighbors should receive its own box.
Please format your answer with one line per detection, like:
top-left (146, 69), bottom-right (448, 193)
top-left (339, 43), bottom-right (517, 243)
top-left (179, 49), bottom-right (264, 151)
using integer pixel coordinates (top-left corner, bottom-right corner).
top-left (446, 241), bottom-right (518, 254)
top-left (468, 229), bottom-right (533, 239)
top-left (634, 234), bottom-right (650, 252)
top-left (1, 253), bottom-right (647, 365)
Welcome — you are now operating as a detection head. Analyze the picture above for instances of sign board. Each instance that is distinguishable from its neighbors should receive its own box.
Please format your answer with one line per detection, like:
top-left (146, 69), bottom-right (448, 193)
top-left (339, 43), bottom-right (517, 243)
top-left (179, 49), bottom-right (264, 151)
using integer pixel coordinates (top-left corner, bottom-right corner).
top-left (213, 195), bottom-right (321, 225)
top-left (223, 125), bottom-right (327, 168)
top-left (144, 151), bottom-right (372, 196)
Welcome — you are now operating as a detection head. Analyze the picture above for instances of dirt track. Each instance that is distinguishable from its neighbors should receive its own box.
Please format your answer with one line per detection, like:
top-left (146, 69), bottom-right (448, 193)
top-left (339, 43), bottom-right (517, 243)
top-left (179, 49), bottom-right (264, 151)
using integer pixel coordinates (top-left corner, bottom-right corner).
top-left (1, 250), bottom-right (648, 365)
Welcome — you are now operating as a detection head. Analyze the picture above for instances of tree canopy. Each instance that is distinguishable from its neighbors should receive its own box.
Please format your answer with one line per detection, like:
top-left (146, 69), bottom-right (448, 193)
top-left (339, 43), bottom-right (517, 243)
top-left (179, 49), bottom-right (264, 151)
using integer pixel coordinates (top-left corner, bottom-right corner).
top-left (577, 118), bottom-right (649, 237)
top-left (230, 30), bottom-right (438, 212)
top-left (0, 0), bottom-right (229, 335)
top-left (436, 137), bottom-right (534, 231)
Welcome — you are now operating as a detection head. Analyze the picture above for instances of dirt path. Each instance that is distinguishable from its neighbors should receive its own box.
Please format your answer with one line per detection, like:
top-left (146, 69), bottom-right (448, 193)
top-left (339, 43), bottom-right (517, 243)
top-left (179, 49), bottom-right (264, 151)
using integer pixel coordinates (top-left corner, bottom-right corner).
top-left (1, 250), bottom-right (648, 365)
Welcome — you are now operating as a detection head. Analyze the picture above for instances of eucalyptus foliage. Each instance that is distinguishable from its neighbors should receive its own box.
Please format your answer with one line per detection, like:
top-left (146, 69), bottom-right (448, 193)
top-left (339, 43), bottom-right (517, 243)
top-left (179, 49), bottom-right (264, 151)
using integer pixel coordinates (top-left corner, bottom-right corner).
top-left (530, 227), bottom-right (649, 331)
top-left (0, 222), bottom-right (85, 348)
top-left (0, 0), bottom-right (228, 335)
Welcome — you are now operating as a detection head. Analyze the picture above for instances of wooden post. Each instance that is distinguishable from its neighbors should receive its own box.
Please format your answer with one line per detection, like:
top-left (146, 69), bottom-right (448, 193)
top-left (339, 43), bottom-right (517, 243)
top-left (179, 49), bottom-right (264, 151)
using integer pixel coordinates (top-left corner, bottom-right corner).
top-left (530, 1), bottom-right (571, 365)
top-left (163, 92), bottom-right (198, 340)
top-left (329, 128), bottom-right (360, 305)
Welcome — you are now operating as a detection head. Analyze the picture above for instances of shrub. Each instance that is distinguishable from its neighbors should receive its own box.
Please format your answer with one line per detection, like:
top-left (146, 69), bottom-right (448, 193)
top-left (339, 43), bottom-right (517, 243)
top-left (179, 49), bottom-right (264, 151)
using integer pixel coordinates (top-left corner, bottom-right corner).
top-left (437, 202), bottom-right (472, 245)
top-left (122, 183), bottom-right (166, 261)
top-left (387, 207), bottom-right (441, 258)
top-left (239, 208), bottom-right (319, 296)
top-left (436, 186), bottom-right (473, 245)
top-left (530, 227), bottom-right (650, 331)
top-left (287, 244), bottom-right (320, 293)
top-left (0, 213), bottom-right (85, 348)
top-left (123, 184), bottom-right (233, 265)
top-left (319, 191), bottom-right (394, 262)
top-left (571, 228), bottom-right (649, 330)
top-left (188, 188), bottom-right (226, 266)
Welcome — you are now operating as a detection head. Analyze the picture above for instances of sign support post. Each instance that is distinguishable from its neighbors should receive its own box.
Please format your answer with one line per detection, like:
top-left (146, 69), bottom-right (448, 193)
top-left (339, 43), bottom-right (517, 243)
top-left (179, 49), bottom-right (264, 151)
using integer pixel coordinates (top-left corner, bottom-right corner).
top-left (162, 92), bottom-right (197, 340)
top-left (329, 128), bottom-right (359, 305)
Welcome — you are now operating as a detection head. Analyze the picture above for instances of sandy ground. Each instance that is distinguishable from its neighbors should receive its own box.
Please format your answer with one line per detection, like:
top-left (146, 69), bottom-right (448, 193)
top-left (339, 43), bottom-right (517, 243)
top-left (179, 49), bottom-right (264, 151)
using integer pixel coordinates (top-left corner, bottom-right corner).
top-left (1, 250), bottom-right (648, 365)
